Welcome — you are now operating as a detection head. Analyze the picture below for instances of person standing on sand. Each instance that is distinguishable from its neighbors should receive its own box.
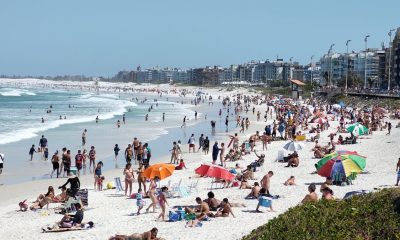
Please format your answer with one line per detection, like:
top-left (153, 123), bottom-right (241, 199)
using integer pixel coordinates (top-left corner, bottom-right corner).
top-left (39, 135), bottom-right (48, 156)
top-left (188, 134), bottom-right (195, 153)
top-left (88, 146), bottom-right (96, 171)
top-left (123, 163), bottom-right (134, 196)
top-left (260, 171), bottom-right (274, 197)
top-left (122, 114), bottom-right (126, 124)
top-left (162, 112), bottom-right (165, 122)
top-left (198, 134), bottom-right (205, 152)
top-left (29, 144), bottom-right (36, 161)
top-left (387, 122), bottom-right (392, 135)
top-left (396, 158), bottom-right (400, 186)
top-left (181, 115), bottom-right (187, 128)
top-left (63, 150), bottom-right (72, 177)
top-left (75, 150), bottom-right (84, 177)
top-left (50, 151), bottom-right (60, 178)
top-left (212, 142), bottom-right (220, 165)
top-left (82, 129), bottom-right (87, 146)
top-left (219, 143), bottom-right (225, 167)
top-left (0, 152), bottom-right (4, 174)
top-left (114, 144), bottom-right (120, 161)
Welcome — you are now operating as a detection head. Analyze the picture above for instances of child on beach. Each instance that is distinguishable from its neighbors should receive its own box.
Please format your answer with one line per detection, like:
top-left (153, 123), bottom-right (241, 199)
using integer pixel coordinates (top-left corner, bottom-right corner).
top-left (136, 188), bottom-right (145, 215)
top-left (29, 144), bottom-right (36, 161)
top-left (98, 176), bottom-right (105, 191)
top-left (44, 147), bottom-right (49, 161)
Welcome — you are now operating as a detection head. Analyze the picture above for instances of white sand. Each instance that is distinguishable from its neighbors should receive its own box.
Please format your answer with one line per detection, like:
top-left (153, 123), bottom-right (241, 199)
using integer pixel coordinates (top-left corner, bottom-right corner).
top-left (0, 82), bottom-right (399, 240)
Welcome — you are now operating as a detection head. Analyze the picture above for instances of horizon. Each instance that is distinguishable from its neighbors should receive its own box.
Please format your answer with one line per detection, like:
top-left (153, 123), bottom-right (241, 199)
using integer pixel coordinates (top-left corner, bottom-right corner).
top-left (0, 0), bottom-right (399, 77)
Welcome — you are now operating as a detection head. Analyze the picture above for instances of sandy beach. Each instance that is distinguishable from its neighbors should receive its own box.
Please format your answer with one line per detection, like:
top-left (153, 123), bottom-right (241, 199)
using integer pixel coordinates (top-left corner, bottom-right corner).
top-left (0, 81), bottom-right (399, 240)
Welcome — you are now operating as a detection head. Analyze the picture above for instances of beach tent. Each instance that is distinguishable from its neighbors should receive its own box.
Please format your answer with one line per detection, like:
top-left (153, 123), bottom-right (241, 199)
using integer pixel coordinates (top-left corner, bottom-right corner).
top-left (143, 163), bottom-right (175, 180)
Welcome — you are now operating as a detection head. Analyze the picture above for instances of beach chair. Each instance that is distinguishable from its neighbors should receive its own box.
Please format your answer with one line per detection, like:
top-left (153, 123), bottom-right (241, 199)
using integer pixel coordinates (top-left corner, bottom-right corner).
top-left (211, 179), bottom-right (224, 190)
top-left (348, 171), bottom-right (358, 185)
top-left (188, 179), bottom-right (199, 194)
top-left (58, 196), bottom-right (82, 213)
top-left (114, 177), bottom-right (124, 192)
top-left (75, 189), bottom-right (88, 207)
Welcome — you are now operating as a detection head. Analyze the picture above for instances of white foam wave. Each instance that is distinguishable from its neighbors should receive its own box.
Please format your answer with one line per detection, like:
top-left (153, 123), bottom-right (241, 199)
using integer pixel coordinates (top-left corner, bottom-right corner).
top-left (0, 100), bottom-right (137, 145)
top-left (0, 88), bottom-right (37, 96)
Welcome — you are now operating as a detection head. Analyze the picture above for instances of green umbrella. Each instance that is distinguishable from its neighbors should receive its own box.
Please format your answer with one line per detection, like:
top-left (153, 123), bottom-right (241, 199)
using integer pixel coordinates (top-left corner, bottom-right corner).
top-left (346, 123), bottom-right (368, 136)
top-left (315, 152), bottom-right (338, 170)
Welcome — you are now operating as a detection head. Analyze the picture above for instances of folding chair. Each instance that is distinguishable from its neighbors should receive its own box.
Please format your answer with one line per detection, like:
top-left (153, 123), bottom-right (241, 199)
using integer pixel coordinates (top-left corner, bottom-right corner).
top-left (114, 177), bottom-right (124, 192)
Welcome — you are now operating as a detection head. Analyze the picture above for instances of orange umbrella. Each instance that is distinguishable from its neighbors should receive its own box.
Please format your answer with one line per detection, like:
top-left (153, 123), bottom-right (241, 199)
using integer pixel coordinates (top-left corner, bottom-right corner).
top-left (143, 163), bottom-right (175, 180)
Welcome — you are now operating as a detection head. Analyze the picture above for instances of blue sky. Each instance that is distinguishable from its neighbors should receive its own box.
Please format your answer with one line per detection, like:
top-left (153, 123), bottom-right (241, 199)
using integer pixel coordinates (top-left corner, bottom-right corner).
top-left (0, 0), bottom-right (399, 76)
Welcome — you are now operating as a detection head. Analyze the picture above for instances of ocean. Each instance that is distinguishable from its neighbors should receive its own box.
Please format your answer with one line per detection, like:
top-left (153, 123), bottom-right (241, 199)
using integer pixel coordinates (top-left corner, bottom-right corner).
top-left (0, 84), bottom-right (228, 185)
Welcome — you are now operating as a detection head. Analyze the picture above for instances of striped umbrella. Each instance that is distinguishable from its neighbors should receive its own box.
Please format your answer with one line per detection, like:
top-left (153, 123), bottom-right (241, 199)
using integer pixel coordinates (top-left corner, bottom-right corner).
top-left (346, 123), bottom-right (368, 136)
top-left (315, 154), bottom-right (366, 178)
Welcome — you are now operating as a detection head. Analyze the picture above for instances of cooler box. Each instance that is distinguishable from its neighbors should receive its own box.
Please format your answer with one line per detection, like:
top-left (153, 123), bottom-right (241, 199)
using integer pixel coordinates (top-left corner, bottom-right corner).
top-left (70, 166), bottom-right (78, 175)
top-left (295, 135), bottom-right (306, 141)
top-left (259, 196), bottom-right (272, 207)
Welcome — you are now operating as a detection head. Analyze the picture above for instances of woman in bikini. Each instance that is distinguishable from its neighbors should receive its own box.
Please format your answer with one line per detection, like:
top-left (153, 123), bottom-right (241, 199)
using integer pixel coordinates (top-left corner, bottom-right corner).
top-left (137, 165), bottom-right (147, 195)
top-left (146, 177), bottom-right (159, 213)
top-left (123, 163), bottom-right (134, 196)
top-left (156, 187), bottom-right (168, 221)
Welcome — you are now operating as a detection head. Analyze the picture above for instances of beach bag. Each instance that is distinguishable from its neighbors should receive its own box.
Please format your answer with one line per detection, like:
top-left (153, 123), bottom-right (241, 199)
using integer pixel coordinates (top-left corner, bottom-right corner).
top-left (168, 211), bottom-right (180, 222)
top-left (232, 181), bottom-right (239, 187)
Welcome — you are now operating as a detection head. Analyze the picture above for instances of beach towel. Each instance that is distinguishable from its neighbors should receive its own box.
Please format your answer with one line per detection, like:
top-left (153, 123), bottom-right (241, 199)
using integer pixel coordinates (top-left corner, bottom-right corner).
top-left (42, 228), bottom-right (88, 233)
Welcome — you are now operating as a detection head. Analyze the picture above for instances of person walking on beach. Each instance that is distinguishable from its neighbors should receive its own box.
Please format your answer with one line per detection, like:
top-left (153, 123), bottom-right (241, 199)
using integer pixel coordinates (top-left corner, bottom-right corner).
top-left (181, 116), bottom-right (187, 128)
top-left (133, 138), bottom-right (139, 160)
top-left (146, 177), bottom-right (159, 213)
top-left (387, 122), bottom-right (392, 135)
top-left (203, 136), bottom-right (210, 155)
top-left (117, 120), bottom-right (121, 128)
top-left (260, 171), bottom-right (274, 197)
top-left (156, 186), bottom-right (169, 221)
top-left (39, 135), bottom-right (48, 156)
top-left (122, 114), bottom-right (126, 124)
top-left (82, 129), bottom-right (87, 146)
top-left (94, 161), bottom-right (103, 191)
top-left (198, 134), bottom-right (205, 153)
top-left (29, 144), bottom-right (36, 161)
top-left (0, 152), bottom-right (4, 174)
top-left (50, 151), bottom-right (60, 178)
top-left (89, 146), bottom-right (96, 172)
top-left (188, 134), bottom-right (196, 153)
top-left (114, 144), bottom-right (120, 161)
top-left (162, 112), bottom-right (165, 122)
top-left (195, 111), bottom-right (198, 120)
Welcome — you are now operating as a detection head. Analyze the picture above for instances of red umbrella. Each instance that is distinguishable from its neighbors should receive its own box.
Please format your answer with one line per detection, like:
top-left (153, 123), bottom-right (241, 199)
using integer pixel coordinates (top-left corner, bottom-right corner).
top-left (195, 164), bottom-right (235, 181)
top-left (313, 117), bottom-right (327, 125)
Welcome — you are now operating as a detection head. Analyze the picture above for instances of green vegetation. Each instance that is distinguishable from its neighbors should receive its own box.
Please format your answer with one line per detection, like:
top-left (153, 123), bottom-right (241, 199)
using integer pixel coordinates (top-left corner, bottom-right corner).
top-left (242, 189), bottom-right (400, 240)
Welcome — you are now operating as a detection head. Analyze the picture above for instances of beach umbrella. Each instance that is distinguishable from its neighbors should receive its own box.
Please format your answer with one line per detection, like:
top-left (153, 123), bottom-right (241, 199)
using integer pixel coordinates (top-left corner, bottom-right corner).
top-left (315, 151), bottom-right (365, 170)
top-left (283, 141), bottom-right (304, 151)
top-left (315, 154), bottom-right (366, 178)
top-left (346, 123), bottom-right (368, 136)
top-left (313, 117), bottom-right (327, 125)
top-left (195, 164), bottom-right (235, 181)
top-left (143, 163), bottom-right (175, 180)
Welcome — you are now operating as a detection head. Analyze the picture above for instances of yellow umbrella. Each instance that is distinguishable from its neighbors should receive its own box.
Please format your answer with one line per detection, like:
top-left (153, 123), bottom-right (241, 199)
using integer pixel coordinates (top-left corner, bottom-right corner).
top-left (143, 163), bottom-right (175, 180)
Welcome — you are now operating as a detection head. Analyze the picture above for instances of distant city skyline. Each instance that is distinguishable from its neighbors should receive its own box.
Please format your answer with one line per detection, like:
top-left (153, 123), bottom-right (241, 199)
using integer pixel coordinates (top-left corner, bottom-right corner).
top-left (0, 0), bottom-right (399, 76)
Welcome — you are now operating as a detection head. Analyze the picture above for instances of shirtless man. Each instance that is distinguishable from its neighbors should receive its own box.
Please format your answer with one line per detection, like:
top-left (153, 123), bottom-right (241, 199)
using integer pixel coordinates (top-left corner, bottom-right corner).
top-left (215, 198), bottom-right (235, 218)
top-left (132, 138), bottom-right (139, 160)
top-left (82, 129), bottom-right (87, 146)
top-left (260, 171), bottom-right (274, 197)
top-left (301, 183), bottom-right (318, 203)
top-left (185, 197), bottom-right (211, 220)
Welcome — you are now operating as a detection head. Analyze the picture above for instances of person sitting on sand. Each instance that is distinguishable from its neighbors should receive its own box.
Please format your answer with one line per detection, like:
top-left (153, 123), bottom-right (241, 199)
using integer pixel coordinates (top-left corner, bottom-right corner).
top-left (185, 197), bottom-right (213, 220)
top-left (45, 203), bottom-right (84, 230)
top-left (203, 191), bottom-right (220, 211)
top-left (175, 159), bottom-right (187, 170)
top-left (285, 151), bottom-right (299, 167)
top-left (109, 227), bottom-right (160, 240)
top-left (52, 186), bottom-right (68, 203)
top-left (337, 135), bottom-right (344, 144)
top-left (215, 198), bottom-right (235, 218)
top-left (250, 151), bottom-right (265, 172)
top-left (245, 182), bottom-right (261, 199)
top-left (301, 183), bottom-right (318, 203)
top-left (284, 176), bottom-right (296, 186)
top-left (321, 187), bottom-right (334, 200)
top-left (239, 166), bottom-right (253, 189)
